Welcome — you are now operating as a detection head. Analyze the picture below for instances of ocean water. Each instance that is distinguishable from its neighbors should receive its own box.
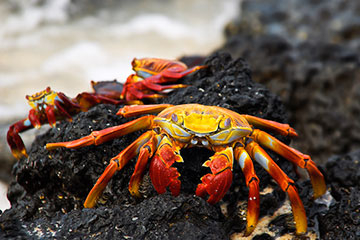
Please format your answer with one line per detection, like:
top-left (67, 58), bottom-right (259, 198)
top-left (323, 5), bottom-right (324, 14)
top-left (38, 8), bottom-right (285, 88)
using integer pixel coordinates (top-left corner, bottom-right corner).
top-left (0, 0), bottom-right (241, 211)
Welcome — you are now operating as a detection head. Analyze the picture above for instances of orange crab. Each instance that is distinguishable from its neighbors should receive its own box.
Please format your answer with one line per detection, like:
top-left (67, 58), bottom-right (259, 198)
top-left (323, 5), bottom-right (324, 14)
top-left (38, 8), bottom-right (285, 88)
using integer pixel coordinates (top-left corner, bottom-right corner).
top-left (120, 58), bottom-right (206, 102)
top-left (46, 104), bottom-right (326, 235)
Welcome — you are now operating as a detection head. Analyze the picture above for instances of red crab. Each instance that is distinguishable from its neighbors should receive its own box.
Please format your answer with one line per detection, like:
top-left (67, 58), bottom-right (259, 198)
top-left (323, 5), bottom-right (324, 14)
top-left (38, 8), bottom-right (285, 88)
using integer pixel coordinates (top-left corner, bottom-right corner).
top-left (7, 80), bottom-right (123, 160)
top-left (120, 58), bottom-right (206, 103)
top-left (46, 104), bottom-right (326, 236)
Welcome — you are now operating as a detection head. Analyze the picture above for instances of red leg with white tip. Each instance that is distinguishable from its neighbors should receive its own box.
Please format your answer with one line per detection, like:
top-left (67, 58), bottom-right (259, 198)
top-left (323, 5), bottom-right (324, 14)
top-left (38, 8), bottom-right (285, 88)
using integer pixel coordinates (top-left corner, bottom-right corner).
top-left (245, 141), bottom-right (307, 235)
top-left (149, 135), bottom-right (183, 196)
top-left (251, 129), bottom-right (326, 199)
top-left (196, 147), bottom-right (234, 204)
top-left (234, 145), bottom-right (260, 236)
top-left (84, 131), bottom-right (154, 208)
top-left (46, 115), bottom-right (154, 150)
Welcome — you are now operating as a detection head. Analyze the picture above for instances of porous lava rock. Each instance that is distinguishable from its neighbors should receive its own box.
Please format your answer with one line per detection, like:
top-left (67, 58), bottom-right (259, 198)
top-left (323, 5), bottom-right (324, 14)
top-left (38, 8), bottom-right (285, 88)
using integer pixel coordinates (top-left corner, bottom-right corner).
top-left (319, 150), bottom-right (360, 239)
top-left (219, 0), bottom-right (360, 164)
top-left (0, 53), bottom-right (328, 239)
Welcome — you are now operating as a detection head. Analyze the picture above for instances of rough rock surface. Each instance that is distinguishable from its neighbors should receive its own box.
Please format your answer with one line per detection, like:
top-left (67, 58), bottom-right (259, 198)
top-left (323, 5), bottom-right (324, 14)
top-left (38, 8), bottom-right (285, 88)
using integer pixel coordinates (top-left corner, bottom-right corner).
top-left (225, 0), bottom-right (360, 50)
top-left (219, 0), bottom-right (360, 164)
top-left (319, 150), bottom-right (360, 239)
top-left (0, 53), bottom-right (330, 239)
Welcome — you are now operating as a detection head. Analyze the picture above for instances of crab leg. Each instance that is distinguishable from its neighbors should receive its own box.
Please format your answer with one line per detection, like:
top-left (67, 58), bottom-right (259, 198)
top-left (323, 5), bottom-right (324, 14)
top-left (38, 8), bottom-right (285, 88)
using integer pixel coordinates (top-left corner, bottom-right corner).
top-left (126, 85), bottom-right (166, 100)
top-left (46, 115), bottom-right (154, 150)
top-left (245, 140), bottom-right (307, 235)
top-left (141, 65), bottom-right (206, 91)
top-left (149, 135), bottom-right (183, 196)
top-left (159, 65), bottom-right (207, 81)
top-left (196, 147), bottom-right (234, 204)
top-left (234, 145), bottom-right (260, 236)
top-left (251, 129), bottom-right (326, 199)
top-left (7, 119), bottom-right (33, 159)
top-left (45, 105), bottom-right (57, 127)
top-left (28, 109), bottom-right (41, 129)
top-left (128, 133), bottom-right (160, 197)
top-left (53, 99), bottom-right (76, 120)
top-left (118, 104), bottom-right (174, 118)
top-left (142, 81), bottom-right (188, 92)
top-left (244, 115), bottom-right (298, 137)
top-left (84, 131), bottom-right (154, 208)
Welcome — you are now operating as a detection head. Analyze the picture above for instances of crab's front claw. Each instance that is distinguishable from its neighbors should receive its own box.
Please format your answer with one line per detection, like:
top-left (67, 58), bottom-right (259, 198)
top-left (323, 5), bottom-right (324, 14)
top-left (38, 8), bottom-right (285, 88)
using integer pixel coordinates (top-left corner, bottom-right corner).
top-left (149, 136), bottom-right (183, 196)
top-left (196, 147), bottom-right (233, 204)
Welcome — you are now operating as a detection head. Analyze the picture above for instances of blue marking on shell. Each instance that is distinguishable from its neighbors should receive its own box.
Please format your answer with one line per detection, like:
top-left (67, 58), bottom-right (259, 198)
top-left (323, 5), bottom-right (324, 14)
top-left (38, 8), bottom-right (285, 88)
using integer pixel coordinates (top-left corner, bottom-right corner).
top-left (137, 70), bottom-right (153, 79)
top-left (54, 95), bottom-right (63, 103)
top-left (24, 119), bottom-right (31, 127)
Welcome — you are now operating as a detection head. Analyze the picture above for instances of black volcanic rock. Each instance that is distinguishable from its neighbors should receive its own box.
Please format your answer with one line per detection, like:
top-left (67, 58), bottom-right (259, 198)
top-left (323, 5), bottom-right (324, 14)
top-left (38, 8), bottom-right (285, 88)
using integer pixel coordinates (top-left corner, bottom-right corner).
top-left (319, 150), bottom-right (360, 239)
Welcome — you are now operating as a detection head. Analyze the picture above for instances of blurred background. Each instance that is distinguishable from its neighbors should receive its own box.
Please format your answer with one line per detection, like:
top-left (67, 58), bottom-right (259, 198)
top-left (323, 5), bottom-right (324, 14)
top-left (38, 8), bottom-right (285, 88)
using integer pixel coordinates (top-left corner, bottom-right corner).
top-left (0, 0), bottom-right (241, 211)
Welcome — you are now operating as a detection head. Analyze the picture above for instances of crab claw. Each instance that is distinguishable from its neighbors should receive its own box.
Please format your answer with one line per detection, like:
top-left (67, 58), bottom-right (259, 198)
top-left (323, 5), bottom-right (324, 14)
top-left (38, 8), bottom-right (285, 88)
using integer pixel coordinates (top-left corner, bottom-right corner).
top-left (149, 136), bottom-right (183, 196)
top-left (28, 109), bottom-right (41, 129)
top-left (196, 147), bottom-right (233, 204)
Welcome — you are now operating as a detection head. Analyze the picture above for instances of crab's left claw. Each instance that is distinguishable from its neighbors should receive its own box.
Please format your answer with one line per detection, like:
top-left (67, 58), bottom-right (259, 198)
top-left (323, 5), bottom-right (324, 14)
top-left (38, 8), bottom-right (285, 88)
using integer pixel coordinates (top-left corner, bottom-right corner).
top-left (196, 147), bottom-right (233, 204)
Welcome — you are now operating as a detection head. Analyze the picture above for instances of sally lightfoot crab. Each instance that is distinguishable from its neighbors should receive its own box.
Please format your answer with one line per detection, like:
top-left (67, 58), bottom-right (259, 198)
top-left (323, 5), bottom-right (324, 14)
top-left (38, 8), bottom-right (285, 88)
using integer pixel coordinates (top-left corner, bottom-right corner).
top-left (7, 80), bottom-right (123, 160)
top-left (120, 58), bottom-right (206, 102)
top-left (46, 104), bottom-right (326, 235)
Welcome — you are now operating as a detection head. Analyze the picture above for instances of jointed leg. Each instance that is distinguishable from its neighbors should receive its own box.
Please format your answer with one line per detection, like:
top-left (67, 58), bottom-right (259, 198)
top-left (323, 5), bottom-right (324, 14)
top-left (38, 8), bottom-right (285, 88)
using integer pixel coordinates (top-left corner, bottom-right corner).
top-left (128, 133), bottom-right (161, 197)
top-left (118, 104), bottom-right (174, 118)
top-left (245, 140), bottom-right (307, 235)
top-left (244, 115), bottom-right (298, 137)
top-left (126, 85), bottom-right (166, 100)
top-left (7, 119), bottom-right (32, 159)
top-left (251, 129), bottom-right (326, 199)
top-left (84, 131), bottom-right (154, 208)
top-left (196, 147), bottom-right (234, 204)
top-left (142, 79), bottom-right (188, 92)
top-left (46, 115), bottom-right (155, 150)
top-left (234, 145), bottom-right (260, 236)
top-left (160, 65), bottom-right (207, 80)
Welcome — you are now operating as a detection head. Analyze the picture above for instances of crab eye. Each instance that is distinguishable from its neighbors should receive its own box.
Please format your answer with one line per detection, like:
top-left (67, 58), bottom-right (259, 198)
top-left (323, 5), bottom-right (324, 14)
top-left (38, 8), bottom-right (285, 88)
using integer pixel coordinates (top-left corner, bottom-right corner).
top-left (219, 117), bottom-right (231, 129)
top-left (171, 113), bottom-right (183, 125)
top-left (171, 113), bottom-right (178, 122)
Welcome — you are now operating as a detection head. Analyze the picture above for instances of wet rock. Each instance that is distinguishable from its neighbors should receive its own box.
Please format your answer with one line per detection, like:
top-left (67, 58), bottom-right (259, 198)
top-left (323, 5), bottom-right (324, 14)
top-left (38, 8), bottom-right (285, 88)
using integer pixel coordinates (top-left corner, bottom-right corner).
top-left (0, 53), bottom-right (326, 239)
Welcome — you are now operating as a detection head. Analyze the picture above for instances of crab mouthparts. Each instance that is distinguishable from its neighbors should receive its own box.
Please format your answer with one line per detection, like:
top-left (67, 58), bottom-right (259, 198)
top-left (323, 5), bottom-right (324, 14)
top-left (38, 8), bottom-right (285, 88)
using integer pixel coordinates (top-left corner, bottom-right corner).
top-left (190, 137), bottom-right (209, 147)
